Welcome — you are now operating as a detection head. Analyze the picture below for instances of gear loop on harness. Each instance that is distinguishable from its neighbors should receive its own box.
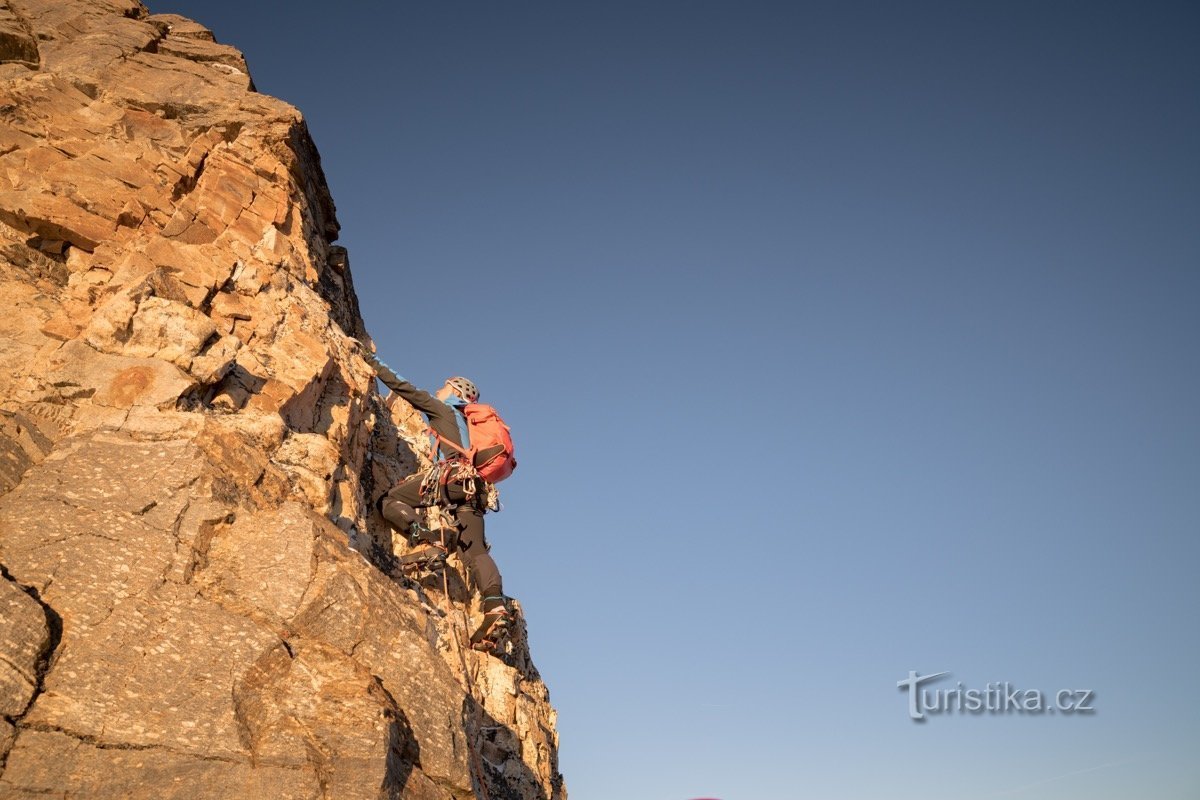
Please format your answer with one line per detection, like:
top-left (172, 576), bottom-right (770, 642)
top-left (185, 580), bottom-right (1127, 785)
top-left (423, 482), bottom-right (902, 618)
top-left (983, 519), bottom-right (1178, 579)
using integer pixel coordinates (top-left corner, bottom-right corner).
top-left (418, 456), bottom-right (500, 514)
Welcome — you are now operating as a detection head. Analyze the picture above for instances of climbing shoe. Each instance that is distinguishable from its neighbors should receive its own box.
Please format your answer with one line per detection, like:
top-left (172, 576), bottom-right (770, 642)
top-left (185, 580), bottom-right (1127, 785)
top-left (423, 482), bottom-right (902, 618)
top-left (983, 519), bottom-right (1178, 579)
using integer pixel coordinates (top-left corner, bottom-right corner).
top-left (470, 598), bottom-right (512, 652)
top-left (398, 543), bottom-right (449, 573)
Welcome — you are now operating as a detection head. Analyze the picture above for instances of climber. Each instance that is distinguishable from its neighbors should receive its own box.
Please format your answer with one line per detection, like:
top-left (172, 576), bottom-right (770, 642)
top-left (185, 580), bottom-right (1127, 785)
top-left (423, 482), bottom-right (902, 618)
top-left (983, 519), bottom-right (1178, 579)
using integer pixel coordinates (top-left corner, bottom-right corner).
top-left (358, 341), bottom-right (512, 650)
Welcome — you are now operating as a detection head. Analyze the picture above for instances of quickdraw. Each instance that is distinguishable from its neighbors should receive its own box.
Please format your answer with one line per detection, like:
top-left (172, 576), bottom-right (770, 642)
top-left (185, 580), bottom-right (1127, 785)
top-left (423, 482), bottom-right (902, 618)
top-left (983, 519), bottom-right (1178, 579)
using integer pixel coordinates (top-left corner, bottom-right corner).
top-left (417, 457), bottom-right (499, 513)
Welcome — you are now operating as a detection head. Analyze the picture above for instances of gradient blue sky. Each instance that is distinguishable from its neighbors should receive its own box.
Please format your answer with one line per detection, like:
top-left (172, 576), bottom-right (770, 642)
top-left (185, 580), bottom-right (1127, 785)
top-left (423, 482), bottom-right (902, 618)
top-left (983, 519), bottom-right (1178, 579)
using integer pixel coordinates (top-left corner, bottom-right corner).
top-left (149, 2), bottom-right (1199, 798)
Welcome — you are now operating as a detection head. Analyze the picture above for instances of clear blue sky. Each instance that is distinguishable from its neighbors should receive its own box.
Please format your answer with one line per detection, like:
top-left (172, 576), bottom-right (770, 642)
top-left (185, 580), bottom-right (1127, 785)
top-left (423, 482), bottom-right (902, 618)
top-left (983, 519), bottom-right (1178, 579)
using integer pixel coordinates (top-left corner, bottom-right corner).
top-left (149, 2), bottom-right (1199, 798)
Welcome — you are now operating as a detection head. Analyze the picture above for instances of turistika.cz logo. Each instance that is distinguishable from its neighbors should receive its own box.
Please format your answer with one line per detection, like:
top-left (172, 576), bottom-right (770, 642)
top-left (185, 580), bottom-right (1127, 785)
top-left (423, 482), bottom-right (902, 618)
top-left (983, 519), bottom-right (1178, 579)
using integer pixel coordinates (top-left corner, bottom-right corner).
top-left (897, 671), bottom-right (1095, 721)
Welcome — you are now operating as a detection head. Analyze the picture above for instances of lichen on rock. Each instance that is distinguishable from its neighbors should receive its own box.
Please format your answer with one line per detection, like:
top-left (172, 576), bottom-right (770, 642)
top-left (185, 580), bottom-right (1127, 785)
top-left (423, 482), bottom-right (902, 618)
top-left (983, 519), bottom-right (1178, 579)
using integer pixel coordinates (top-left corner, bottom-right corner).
top-left (0, 2), bottom-right (564, 797)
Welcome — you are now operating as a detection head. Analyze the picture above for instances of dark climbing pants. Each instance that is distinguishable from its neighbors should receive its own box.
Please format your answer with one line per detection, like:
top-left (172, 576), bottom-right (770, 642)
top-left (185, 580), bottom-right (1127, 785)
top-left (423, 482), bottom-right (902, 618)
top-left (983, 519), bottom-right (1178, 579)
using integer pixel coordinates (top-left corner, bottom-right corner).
top-left (381, 472), bottom-right (503, 599)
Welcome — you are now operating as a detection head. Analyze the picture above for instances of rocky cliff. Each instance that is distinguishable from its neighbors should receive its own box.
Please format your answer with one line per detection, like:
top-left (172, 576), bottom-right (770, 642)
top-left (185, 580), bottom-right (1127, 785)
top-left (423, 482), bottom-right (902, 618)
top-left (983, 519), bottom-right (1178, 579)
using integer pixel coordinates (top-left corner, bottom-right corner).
top-left (0, 2), bottom-right (564, 798)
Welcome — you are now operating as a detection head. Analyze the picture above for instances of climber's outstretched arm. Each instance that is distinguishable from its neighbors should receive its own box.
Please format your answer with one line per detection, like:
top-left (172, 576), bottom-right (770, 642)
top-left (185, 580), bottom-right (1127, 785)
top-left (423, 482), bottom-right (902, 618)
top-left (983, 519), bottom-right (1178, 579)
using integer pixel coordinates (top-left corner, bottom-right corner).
top-left (359, 346), bottom-right (458, 431)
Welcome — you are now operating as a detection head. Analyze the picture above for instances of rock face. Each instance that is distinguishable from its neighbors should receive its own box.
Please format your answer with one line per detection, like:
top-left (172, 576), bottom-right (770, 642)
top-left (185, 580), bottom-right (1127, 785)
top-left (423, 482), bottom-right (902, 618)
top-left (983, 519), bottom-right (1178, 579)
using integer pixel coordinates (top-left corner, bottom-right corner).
top-left (0, 2), bottom-right (565, 798)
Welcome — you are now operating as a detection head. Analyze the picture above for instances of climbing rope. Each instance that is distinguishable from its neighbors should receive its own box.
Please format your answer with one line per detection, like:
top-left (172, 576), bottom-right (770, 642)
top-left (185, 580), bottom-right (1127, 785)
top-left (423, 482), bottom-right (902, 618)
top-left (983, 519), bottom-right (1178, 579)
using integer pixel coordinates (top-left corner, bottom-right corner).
top-left (382, 391), bottom-right (498, 798)
top-left (437, 544), bottom-right (493, 800)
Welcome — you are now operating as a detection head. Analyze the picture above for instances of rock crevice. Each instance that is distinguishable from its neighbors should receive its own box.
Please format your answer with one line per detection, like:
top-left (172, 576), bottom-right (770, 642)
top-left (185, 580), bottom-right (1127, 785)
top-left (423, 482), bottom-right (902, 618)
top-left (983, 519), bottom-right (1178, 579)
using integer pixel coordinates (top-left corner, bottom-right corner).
top-left (0, 2), bottom-right (39, 70)
top-left (0, 559), bottom-right (62, 767)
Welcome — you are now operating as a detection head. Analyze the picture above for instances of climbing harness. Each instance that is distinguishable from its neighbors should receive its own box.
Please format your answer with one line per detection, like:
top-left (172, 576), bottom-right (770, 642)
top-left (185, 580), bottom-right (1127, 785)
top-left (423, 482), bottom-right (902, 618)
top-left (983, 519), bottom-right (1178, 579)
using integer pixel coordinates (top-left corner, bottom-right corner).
top-left (418, 457), bottom-right (499, 513)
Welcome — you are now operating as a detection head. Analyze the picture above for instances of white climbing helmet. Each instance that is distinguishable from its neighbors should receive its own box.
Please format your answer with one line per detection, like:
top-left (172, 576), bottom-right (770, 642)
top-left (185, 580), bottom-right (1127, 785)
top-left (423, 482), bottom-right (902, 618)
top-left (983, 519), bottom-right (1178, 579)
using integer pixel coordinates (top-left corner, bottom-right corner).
top-left (445, 376), bottom-right (479, 403)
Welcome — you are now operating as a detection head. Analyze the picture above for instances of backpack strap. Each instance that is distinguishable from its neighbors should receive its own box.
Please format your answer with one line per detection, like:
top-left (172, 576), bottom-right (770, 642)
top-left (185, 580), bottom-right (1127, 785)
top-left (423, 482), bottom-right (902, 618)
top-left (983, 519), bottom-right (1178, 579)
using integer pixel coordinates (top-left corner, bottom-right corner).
top-left (428, 403), bottom-right (473, 461)
top-left (428, 425), bottom-right (472, 460)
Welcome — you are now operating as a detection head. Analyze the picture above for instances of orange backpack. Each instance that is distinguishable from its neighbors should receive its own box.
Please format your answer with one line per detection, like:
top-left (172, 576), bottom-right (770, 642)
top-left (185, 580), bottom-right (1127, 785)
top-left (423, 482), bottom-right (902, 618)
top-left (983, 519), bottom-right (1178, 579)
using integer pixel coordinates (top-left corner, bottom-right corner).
top-left (434, 403), bottom-right (518, 483)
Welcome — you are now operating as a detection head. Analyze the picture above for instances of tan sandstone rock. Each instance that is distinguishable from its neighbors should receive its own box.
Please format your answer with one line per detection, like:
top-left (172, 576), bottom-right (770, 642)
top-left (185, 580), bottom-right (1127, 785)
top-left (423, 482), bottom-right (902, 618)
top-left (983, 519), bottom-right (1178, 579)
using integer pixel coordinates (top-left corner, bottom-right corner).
top-left (0, 2), bottom-right (564, 798)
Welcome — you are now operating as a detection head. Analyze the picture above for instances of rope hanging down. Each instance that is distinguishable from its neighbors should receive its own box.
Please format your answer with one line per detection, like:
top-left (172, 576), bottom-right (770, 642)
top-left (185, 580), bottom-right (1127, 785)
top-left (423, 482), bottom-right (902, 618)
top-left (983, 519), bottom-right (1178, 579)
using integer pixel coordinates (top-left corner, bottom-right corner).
top-left (383, 389), bottom-right (499, 799)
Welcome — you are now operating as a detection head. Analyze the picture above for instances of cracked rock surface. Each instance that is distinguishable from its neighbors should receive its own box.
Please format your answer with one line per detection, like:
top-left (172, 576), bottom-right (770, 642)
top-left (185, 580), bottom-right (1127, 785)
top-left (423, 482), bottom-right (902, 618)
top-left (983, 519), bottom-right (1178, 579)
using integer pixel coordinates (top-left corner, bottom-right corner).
top-left (0, 2), bottom-right (564, 798)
